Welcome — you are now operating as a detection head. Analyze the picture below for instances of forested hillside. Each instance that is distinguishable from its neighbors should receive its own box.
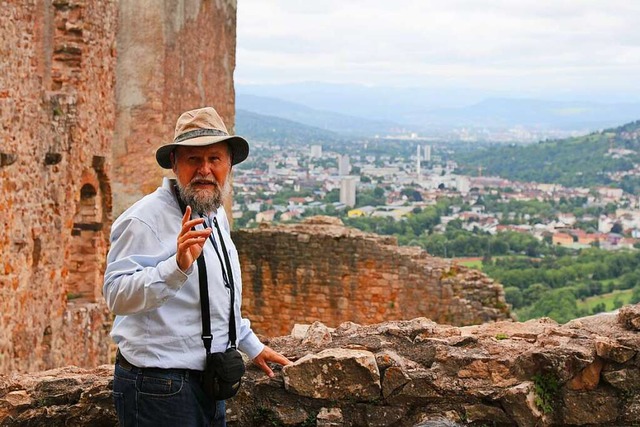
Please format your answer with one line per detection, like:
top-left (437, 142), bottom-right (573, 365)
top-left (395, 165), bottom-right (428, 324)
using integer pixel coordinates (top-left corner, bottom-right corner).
top-left (456, 120), bottom-right (640, 190)
top-left (483, 249), bottom-right (640, 323)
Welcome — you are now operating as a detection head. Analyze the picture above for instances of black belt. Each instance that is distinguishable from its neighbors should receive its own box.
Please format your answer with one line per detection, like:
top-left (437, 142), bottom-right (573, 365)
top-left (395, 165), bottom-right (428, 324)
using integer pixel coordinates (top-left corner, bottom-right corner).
top-left (115, 349), bottom-right (204, 380)
top-left (115, 349), bottom-right (136, 370)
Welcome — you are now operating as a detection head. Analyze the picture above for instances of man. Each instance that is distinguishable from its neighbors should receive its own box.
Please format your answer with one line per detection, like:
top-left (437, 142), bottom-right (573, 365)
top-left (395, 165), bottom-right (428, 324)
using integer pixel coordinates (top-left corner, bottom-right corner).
top-left (104, 107), bottom-right (290, 426)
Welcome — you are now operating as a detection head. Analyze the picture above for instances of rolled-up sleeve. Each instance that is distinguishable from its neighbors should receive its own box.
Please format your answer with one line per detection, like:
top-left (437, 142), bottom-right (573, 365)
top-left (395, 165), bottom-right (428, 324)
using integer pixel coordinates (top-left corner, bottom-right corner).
top-left (103, 217), bottom-right (191, 315)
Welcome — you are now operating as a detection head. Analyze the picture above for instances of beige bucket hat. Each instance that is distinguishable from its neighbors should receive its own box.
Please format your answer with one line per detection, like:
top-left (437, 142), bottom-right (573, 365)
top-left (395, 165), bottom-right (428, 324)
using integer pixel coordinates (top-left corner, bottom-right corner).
top-left (155, 107), bottom-right (249, 169)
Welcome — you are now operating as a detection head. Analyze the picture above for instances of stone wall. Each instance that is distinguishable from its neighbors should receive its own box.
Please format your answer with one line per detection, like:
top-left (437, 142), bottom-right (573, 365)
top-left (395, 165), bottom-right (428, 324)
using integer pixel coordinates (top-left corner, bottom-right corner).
top-left (235, 217), bottom-right (511, 337)
top-left (0, 0), bottom-right (239, 375)
top-left (0, 0), bottom-right (117, 374)
top-left (112, 0), bottom-right (239, 215)
top-left (3, 305), bottom-right (640, 426)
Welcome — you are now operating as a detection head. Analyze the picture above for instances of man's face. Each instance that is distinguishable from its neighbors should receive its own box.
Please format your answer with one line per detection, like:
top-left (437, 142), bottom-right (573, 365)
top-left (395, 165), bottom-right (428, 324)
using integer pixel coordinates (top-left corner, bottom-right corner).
top-left (172, 143), bottom-right (232, 213)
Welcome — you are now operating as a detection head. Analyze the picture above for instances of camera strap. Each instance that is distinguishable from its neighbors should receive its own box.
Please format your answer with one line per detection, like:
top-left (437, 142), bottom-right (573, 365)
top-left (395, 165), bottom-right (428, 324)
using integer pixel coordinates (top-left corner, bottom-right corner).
top-left (212, 217), bottom-right (238, 348)
top-left (172, 183), bottom-right (237, 356)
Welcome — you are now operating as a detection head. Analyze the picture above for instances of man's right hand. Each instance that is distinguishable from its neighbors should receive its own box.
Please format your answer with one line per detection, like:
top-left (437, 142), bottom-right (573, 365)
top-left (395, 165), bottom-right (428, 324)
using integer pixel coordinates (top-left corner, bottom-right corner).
top-left (176, 206), bottom-right (212, 272)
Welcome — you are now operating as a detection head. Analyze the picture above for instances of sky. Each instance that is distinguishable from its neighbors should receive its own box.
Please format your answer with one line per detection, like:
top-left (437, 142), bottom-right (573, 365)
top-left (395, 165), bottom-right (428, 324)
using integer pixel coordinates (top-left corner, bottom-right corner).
top-left (236, 0), bottom-right (640, 99)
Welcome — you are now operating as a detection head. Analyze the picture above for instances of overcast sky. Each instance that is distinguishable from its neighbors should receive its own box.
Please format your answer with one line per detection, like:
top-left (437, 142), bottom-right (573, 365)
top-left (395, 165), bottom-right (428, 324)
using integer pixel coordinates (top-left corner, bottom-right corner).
top-left (236, 0), bottom-right (640, 98)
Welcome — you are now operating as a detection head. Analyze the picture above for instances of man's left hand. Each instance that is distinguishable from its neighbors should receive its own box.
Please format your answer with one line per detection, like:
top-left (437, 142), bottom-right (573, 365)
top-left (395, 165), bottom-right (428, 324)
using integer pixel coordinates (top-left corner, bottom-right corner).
top-left (252, 346), bottom-right (292, 378)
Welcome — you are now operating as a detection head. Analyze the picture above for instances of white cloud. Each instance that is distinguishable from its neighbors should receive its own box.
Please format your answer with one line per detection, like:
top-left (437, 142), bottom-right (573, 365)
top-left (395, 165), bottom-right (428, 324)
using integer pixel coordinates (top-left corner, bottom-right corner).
top-left (236, 0), bottom-right (640, 96)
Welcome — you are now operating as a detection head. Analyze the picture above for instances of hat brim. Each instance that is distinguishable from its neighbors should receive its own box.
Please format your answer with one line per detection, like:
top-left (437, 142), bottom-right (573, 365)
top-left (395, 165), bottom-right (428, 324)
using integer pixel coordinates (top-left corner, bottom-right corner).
top-left (155, 135), bottom-right (249, 169)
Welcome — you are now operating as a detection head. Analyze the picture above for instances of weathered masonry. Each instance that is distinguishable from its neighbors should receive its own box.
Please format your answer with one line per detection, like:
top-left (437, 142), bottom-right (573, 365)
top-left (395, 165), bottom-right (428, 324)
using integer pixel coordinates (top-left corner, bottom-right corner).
top-left (0, 0), bottom-right (117, 374)
top-left (0, 0), bottom-right (239, 374)
top-left (4, 306), bottom-right (640, 426)
top-left (235, 217), bottom-right (511, 337)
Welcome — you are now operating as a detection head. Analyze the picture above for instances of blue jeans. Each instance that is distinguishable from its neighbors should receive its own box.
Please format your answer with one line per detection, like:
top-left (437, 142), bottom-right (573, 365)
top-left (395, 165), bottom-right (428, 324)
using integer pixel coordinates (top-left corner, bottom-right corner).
top-left (113, 362), bottom-right (226, 427)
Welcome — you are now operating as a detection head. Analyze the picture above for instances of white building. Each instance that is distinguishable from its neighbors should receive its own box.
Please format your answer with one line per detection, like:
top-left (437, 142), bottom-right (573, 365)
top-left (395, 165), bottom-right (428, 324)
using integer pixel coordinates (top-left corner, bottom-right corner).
top-left (558, 213), bottom-right (577, 226)
top-left (598, 187), bottom-right (624, 201)
top-left (338, 154), bottom-right (351, 176)
top-left (267, 160), bottom-right (277, 175)
top-left (310, 145), bottom-right (323, 158)
top-left (340, 176), bottom-right (357, 207)
top-left (285, 156), bottom-right (299, 167)
top-left (456, 175), bottom-right (470, 195)
top-left (423, 144), bottom-right (431, 162)
top-left (598, 215), bottom-right (614, 233)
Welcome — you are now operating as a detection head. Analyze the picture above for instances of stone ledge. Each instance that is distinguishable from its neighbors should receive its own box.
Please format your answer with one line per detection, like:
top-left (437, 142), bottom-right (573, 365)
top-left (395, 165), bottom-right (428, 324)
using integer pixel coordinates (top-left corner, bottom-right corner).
top-left (2, 306), bottom-right (640, 426)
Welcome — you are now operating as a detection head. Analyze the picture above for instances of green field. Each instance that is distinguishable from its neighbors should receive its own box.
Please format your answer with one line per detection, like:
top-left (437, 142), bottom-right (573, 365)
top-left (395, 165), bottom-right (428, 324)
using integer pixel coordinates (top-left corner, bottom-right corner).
top-left (455, 255), bottom-right (531, 270)
top-left (456, 258), bottom-right (483, 269)
top-left (577, 289), bottom-right (634, 312)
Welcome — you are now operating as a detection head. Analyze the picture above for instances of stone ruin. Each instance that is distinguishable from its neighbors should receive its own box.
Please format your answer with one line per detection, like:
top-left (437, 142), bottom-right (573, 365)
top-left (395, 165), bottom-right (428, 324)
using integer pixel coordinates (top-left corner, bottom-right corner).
top-left (1, 0), bottom-right (118, 375)
top-left (5, 1), bottom-right (638, 425)
top-left (0, 0), bottom-right (238, 375)
top-left (2, 305), bottom-right (640, 426)
top-left (235, 217), bottom-right (511, 337)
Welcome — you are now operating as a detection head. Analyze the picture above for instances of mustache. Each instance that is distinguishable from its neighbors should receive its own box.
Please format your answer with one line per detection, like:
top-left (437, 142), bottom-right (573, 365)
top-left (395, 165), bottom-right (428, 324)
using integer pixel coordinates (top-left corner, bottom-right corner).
top-left (189, 177), bottom-right (218, 186)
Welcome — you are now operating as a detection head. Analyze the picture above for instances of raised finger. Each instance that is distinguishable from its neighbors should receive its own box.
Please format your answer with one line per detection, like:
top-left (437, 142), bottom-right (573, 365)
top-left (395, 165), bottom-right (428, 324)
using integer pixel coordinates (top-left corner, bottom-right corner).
top-left (182, 205), bottom-right (192, 225)
top-left (178, 228), bottom-right (211, 244)
top-left (178, 236), bottom-right (207, 251)
top-left (180, 217), bottom-right (206, 235)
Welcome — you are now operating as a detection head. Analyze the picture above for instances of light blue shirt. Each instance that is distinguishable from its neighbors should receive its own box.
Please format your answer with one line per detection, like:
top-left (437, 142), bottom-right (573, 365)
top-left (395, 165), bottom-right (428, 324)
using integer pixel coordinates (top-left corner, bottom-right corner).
top-left (103, 177), bottom-right (264, 370)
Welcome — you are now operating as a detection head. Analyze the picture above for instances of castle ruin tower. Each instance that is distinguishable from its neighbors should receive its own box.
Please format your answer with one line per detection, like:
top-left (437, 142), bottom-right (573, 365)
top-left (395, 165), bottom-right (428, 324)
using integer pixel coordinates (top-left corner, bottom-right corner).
top-left (0, 0), bottom-right (240, 374)
top-left (0, 0), bottom-right (117, 373)
top-left (113, 0), bottom-right (239, 216)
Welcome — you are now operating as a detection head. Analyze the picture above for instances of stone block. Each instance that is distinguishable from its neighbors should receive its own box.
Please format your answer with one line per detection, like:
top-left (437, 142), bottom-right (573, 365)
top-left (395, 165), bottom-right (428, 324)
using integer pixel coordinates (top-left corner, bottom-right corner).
top-left (283, 348), bottom-right (381, 401)
top-left (618, 305), bottom-right (640, 331)
top-left (595, 338), bottom-right (636, 363)
top-left (316, 407), bottom-right (343, 427)
top-left (562, 389), bottom-right (619, 425)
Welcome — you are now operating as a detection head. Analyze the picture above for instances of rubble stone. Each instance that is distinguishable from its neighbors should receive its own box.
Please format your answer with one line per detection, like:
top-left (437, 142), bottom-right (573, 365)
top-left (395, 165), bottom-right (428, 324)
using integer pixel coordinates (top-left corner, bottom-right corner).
top-left (3, 314), bottom-right (640, 426)
top-left (595, 337), bottom-right (636, 363)
top-left (618, 304), bottom-right (640, 331)
top-left (283, 348), bottom-right (380, 401)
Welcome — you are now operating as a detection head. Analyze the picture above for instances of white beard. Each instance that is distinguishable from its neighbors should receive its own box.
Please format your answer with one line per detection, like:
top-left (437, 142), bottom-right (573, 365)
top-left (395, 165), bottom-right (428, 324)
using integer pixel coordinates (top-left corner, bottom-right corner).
top-left (176, 176), bottom-right (231, 214)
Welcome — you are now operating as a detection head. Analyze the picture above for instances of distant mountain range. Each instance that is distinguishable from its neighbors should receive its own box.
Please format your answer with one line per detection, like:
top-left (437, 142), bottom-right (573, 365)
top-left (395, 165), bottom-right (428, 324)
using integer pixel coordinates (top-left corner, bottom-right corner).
top-left (418, 98), bottom-right (640, 131)
top-left (235, 109), bottom-right (345, 145)
top-left (236, 94), bottom-right (402, 136)
top-left (237, 82), bottom-right (640, 135)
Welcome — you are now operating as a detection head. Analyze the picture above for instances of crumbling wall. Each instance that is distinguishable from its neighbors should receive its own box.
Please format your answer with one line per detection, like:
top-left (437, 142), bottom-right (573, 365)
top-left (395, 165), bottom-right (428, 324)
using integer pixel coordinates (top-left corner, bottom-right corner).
top-left (0, 0), bottom-right (117, 374)
top-left (0, 0), bottom-right (240, 375)
top-left (2, 306), bottom-right (640, 426)
top-left (112, 0), bottom-right (238, 215)
top-left (235, 217), bottom-right (511, 337)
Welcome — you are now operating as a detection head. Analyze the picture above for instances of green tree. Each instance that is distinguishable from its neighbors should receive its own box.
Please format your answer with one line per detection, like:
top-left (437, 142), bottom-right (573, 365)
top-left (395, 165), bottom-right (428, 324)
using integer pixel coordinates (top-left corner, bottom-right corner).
top-left (591, 302), bottom-right (606, 315)
top-left (356, 188), bottom-right (385, 207)
top-left (324, 189), bottom-right (340, 203)
top-left (504, 286), bottom-right (524, 308)
top-left (613, 295), bottom-right (625, 310)
top-left (631, 284), bottom-right (640, 304)
top-left (234, 210), bottom-right (257, 229)
top-left (522, 283), bottom-right (551, 306)
top-left (518, 288), bottom-right (582, 324)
